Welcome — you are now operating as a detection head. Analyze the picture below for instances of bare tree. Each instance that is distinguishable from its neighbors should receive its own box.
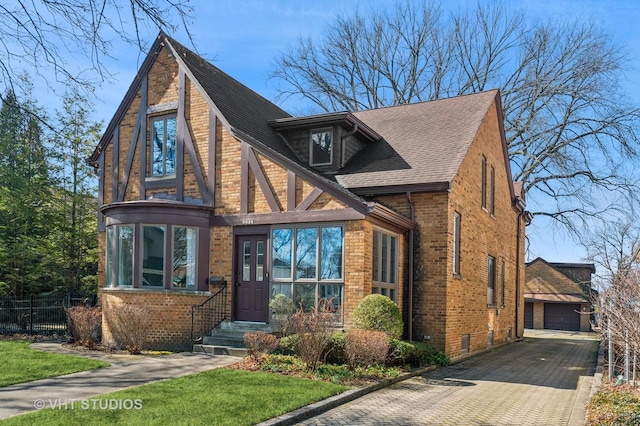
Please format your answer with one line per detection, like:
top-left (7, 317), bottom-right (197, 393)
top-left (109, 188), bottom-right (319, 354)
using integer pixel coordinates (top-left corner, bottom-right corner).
top-left (0, 0), bottom-right (194, 103)
top-left (585, 217), bottom-right (640, 382)
top-left (271, 0), bottom-right (640, 230)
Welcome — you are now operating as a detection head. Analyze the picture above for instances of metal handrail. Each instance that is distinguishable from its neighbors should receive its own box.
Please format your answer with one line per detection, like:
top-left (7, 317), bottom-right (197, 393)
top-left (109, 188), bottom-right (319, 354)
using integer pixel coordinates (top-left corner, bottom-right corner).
top-left (190, 281), bottom-right (227, 351)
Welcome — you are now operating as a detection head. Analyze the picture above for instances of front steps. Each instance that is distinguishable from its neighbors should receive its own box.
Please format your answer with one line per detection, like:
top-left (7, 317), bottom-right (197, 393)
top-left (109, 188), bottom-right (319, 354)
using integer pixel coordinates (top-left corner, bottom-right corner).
top-left (192, 321), bottom-right (276, 356)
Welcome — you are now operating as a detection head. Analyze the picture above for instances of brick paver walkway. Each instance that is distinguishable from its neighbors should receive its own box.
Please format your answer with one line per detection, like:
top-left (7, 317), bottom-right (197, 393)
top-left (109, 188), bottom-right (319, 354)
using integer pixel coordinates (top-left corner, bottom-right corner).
top-left (299, 331), bottom-right (599, 426)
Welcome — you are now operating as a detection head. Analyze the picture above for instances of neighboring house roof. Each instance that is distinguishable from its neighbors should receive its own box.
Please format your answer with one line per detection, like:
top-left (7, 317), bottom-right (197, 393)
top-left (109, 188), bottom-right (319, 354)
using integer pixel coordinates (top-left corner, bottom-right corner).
top-left (525, 258), bottom-right (590, 304)
top-left (336, 91), bottom-right (500, 192)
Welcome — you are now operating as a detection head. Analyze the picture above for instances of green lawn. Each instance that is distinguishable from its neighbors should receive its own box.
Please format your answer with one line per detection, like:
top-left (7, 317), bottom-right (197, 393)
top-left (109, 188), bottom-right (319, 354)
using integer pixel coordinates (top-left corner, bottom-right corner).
top-left (0, 340), bottom-right (109, 387)
top-left (1, 368), bottom-right (349, 425)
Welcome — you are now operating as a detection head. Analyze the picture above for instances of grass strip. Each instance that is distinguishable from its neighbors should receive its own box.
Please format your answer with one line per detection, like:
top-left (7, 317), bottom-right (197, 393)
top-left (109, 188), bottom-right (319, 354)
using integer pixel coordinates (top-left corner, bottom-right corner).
top-left (1, 368), bottom-right (348, 425)
top-left (1, 341), bottom-right (109, 387)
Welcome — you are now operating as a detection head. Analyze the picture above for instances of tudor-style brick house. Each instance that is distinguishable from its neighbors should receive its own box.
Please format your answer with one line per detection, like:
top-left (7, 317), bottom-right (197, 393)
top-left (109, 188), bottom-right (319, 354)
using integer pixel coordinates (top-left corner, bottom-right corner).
top-left (89, 33), bottom-right (530, 358)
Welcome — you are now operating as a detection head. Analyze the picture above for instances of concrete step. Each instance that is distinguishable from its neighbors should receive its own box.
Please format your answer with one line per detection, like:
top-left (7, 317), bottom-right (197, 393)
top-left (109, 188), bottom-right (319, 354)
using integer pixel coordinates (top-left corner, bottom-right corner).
top-left (203, 334), bottom-right (244, 348)
top-left (220, 320), bottom-right (276, 333)
top-left (192, 344), bottom-right (247, 357)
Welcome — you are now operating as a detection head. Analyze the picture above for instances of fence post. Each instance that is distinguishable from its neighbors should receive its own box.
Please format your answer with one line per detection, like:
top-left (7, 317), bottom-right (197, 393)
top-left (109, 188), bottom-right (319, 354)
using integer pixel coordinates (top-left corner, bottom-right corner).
top-left (29, 294), bottom-right (33, 336)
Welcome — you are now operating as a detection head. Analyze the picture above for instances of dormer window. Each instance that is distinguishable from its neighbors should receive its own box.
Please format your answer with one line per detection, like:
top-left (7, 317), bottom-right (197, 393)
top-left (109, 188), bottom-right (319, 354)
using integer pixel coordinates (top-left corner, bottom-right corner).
top-left (151, 115), bottom-right (177, 177)
top-left (310, 128), bottom-right (333, 166)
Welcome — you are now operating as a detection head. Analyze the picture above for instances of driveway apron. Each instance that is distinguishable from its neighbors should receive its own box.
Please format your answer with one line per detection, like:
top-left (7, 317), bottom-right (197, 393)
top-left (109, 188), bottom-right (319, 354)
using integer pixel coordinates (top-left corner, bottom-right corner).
top-left (300, 330), bottom-right (599, 426)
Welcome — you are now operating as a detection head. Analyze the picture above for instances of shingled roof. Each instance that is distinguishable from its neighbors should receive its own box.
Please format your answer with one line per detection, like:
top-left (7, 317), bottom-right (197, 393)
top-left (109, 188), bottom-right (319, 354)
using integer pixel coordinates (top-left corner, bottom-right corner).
top-left (525, 258), bottom-right (589, 303)
top-left (337, 91), bottom-right (500, 191)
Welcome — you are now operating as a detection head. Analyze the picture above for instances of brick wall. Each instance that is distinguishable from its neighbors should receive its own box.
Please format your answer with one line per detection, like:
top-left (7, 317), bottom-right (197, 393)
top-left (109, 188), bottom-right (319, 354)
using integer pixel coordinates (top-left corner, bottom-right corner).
top-left (374, 99), bottom-right (524, 358)
top-left (100, 288), bottom-right (211, 351)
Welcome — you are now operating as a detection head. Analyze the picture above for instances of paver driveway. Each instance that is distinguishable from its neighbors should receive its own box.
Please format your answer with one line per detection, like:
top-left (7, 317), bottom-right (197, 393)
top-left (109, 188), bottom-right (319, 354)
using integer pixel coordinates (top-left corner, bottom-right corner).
top-left (300, 330), bottom-right (599, 426)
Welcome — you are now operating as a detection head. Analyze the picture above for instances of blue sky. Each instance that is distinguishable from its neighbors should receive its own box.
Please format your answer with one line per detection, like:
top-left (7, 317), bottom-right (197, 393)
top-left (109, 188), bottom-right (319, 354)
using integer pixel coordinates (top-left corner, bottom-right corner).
top-left (16, 0), bottom-right (640, 266)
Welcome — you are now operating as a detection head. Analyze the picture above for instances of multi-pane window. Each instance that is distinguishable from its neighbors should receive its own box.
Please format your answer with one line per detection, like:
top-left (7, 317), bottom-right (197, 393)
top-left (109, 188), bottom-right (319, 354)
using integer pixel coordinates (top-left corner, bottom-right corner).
top-left (310, 128), bottom-right (332, 166)
top-left (151, 115), bottom-right (176, 177)
top-left (106, 224), bottom-right (198, 290)
top-left (372, 229), bottom-right (398, 302)
top-left (487, 255), bottom-right (496, 306)
top-left (453, 212), bottom-right (461, 276)
top-left (271, 225), bottom-right (343, 313)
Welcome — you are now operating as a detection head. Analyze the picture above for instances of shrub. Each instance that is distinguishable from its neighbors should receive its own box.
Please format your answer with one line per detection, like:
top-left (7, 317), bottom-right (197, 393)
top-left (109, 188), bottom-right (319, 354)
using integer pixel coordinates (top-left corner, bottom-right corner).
top-left (109, 303), bottom-right (151, 354)
top-left (269, 294), bottom-right (295, 323)
top-left (286, 307), bottom-right (334, 371)
top-left (244, 332), bottom-right (279, 360)
top-left (323, 332), bottom-right (347, 365)
top-left (387, 339), bottom-right (450, 367)
top-left (387, 338), bottom-right (417, 366)
top-left (66, 306), bottom-right (102, 348)
top-left (345, 330), bottom-right (389, 368)
top-left (352, 294), bottom-right (403, 339)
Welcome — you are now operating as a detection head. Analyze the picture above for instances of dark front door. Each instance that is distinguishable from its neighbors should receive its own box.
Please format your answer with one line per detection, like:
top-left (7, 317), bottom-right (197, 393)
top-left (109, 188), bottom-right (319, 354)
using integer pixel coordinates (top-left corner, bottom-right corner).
top-left (235, 234), bottom-right (269, 322)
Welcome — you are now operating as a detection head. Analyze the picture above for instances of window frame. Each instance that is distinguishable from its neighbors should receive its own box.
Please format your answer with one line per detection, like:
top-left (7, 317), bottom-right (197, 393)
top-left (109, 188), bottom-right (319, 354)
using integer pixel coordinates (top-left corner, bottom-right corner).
top-left (172, 226), bottom-right (198, 290)
top-left (271, 224), bottom-right (345, 315)
top-left (372, 228), bottom-right (399, 302)
top-left (481, 155), bottom-right (487, 209)
top-left (309, 127), bottom-right (333, 166)
top-left (141, 224), bottom-right (166, 288)
top-left (149, 114), bottom-right (177, 178)
top-left (453, 211), bottom-right (461, 277)
top-left (489, 165), bottom-right (495, 215)
top-left (106, 223), bottom-right (205, 291)
top-left (487, 255), bottom-right (496, 306)
top-left (500, 260), bottom-right (506, 307)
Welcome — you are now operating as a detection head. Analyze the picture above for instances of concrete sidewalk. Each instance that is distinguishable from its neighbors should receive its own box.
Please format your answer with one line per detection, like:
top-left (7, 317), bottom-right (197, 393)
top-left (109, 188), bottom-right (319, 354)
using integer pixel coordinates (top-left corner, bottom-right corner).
top-left (0, 343), bottom-right (241, 420)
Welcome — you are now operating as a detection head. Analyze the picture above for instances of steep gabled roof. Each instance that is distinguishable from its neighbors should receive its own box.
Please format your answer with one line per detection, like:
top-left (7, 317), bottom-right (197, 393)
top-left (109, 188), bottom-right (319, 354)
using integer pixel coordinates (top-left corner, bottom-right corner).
top-left (525, 258), bottom-right (589, 303)
top-left (336, 90), bottom-right (500, 192)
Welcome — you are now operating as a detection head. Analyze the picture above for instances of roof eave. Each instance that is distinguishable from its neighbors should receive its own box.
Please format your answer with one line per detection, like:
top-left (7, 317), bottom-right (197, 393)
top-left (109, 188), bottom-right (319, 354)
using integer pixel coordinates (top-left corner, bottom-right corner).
top-left (347, 182), bottom-right (451, 197)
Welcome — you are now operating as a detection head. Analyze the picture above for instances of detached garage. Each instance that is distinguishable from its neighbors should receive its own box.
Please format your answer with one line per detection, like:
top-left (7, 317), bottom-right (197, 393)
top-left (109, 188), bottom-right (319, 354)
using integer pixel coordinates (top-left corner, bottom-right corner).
top-left (524, 258), bottom-right (593, 332)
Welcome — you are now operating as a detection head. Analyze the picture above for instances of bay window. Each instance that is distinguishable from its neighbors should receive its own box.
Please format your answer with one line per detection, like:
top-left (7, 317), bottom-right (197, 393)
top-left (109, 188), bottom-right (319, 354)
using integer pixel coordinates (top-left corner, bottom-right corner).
top-left (106, 223), bottom-right (199, 290)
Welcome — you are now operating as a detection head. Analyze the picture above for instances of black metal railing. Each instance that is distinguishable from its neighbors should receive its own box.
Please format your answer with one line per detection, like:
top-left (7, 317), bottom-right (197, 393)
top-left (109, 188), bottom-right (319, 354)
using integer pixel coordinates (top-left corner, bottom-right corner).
top-left (190, 280), bottom-right (227, 350)
top-left (0, 292), bottom-right (97, 335)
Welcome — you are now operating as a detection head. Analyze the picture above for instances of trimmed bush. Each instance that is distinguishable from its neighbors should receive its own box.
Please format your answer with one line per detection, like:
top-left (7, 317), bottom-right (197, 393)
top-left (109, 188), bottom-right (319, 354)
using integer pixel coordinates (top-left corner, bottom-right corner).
top-left (244, 332), bottom-right (279, 360)
top-left (352, 294), bottom-right (403, 339)
top-left (387, 339), bottom-right (450, 367)
top-left (345, 329), bottom-right (389, 368)
top-left (66, 306), bottom-right (101, 348)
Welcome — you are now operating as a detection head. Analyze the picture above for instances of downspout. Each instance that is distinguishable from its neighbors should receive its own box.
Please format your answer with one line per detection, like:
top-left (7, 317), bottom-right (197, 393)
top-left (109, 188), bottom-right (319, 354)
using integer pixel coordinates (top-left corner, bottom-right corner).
top-left (515, 212), bottom-right (522, 340)
top-left (514, 201), bottom-right (529, 341)
top-left (406, 192), bottom-right (415, 341)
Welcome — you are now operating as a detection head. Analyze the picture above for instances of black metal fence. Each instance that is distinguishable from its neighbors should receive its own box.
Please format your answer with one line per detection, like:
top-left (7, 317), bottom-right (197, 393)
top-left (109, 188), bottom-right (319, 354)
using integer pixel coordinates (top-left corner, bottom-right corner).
top-left (0, 292), bottom-right (97, 335)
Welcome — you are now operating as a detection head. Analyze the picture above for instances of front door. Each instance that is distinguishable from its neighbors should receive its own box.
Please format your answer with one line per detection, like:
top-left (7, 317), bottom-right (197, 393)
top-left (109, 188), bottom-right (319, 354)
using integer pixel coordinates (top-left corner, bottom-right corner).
top-left (235, 234), bottom-right (269, 322)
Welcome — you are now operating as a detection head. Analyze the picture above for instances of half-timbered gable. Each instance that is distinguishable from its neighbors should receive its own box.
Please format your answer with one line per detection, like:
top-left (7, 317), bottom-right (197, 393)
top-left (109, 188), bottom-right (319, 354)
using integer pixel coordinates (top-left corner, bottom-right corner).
top-left (90, 33), bottom-right (529, 357)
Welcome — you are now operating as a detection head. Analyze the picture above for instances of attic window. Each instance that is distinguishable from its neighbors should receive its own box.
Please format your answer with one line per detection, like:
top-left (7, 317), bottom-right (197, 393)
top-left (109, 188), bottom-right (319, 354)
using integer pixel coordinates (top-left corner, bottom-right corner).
top-left (310, 128), bottom-right (333, 166)
top-left (151, 115), bottom-right (176, 177)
